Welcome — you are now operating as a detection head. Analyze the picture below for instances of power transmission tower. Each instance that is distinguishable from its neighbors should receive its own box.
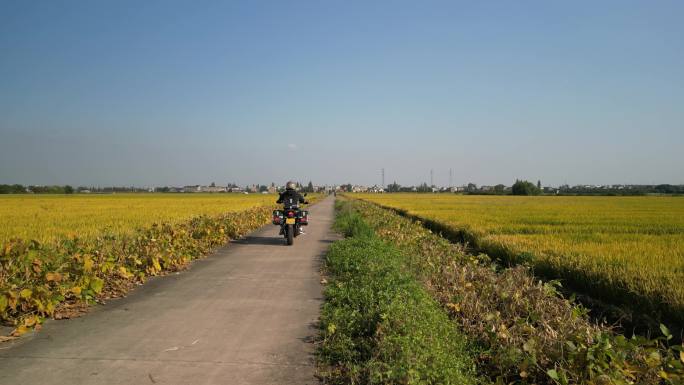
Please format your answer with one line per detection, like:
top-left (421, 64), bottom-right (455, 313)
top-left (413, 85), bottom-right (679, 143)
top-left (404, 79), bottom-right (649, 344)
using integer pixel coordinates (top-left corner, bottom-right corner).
top-left (430, 169), bottom-right (434, 187)
top-left (381, 168), bottom-right (385, 188)
top-left (449, 168), bottom-right (453, 188)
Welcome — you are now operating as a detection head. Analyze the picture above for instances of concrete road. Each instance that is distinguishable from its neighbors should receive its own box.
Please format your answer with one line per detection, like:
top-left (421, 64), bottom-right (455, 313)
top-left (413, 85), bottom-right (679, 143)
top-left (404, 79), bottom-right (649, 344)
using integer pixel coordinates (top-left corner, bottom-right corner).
top-left (0, 196), bottom-right (337, 385)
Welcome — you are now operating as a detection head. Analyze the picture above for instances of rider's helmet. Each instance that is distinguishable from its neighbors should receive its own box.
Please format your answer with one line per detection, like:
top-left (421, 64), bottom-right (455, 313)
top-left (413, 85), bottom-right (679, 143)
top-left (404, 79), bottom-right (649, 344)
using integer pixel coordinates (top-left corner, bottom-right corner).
top-left (286, 181), bottom-right (296, 190)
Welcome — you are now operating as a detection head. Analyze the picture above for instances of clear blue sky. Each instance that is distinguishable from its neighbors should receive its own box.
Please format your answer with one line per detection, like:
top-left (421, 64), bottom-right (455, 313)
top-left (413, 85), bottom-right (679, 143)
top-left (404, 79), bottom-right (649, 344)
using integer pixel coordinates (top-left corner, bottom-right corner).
top-left (1, 0), bottom-right (682, 187)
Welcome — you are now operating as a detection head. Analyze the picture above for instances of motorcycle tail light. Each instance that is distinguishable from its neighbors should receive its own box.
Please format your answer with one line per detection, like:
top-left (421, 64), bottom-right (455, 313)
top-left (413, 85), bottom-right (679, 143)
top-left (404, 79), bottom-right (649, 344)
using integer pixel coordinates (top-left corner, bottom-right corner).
top-left (287, 211), bottom-right (295, 218)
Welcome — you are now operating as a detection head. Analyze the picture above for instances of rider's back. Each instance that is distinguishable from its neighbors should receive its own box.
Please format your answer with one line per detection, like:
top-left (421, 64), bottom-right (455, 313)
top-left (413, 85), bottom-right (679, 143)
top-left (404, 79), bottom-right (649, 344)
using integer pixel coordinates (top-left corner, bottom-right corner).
top-left (278, 190), bottom-right (303, 209)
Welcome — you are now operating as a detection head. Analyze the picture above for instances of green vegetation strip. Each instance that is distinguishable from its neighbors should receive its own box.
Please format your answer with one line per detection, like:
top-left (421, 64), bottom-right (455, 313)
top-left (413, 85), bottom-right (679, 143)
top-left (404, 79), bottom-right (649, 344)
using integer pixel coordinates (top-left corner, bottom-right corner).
top-left (0, 206), bottom-right (273, 337)
top-left (318, 204), bottom-right (481, 384)
top-left (340, 199), bottom-right (684, 385)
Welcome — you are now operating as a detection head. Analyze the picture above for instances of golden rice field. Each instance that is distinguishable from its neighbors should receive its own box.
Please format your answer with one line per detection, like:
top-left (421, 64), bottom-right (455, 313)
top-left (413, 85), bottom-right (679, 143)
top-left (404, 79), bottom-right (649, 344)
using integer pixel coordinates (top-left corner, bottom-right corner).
top-left (0, 193), bottom-right (278, 245)
top-left (354, 193), bottom-right (684, 323)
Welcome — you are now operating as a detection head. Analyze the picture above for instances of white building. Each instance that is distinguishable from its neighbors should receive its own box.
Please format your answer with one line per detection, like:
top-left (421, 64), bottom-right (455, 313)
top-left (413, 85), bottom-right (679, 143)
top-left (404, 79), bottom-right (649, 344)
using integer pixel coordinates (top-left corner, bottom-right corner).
top-left (200, 185), bottom-right (227, 193)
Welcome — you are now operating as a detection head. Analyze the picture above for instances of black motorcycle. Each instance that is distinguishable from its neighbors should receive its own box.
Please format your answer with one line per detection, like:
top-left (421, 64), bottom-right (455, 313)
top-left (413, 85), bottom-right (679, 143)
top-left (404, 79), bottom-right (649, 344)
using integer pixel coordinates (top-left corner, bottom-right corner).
top-left (272, 196), bottom-right (309, 245)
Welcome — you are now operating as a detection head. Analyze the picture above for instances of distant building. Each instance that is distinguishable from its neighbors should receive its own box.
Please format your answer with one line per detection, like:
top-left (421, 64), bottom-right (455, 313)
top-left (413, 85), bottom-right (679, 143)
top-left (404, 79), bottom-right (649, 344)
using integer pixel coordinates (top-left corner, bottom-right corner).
top-left (200, 185), bottom-right (227, 193)
top-left (183, 185), bottom-right (201, 193)
top-left (182, 185), bottom-right (228, 193)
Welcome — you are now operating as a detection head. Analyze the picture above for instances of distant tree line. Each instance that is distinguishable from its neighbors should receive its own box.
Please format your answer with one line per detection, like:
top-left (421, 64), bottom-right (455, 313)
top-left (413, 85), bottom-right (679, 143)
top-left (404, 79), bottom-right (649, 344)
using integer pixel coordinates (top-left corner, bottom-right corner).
top-left (0, 184), bottom-right (150, 194)
top-left (3, 182), bottom-right (683, 195)
top-left (301, 181), bottom-right (315, 193)
top-left (459, 181), bottom-right (684, 196)
top-left (382, 181), bottom-right (684, 196)
top-left (0, 182), bottom-right (324, 194)
top-left (0, 184), bottom-right (27, 194)
top-left (0, 184), bottom-right (75, 194)
top-left (555, 184), bottom-right (684, 196)
top-left (385, 182), bottom-right (434, 193)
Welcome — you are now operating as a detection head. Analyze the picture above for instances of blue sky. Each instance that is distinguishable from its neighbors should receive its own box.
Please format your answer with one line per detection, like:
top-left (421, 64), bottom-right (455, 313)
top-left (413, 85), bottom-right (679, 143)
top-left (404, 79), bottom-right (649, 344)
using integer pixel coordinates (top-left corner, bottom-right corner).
top-left (1, 0), bottom-right (682, 187)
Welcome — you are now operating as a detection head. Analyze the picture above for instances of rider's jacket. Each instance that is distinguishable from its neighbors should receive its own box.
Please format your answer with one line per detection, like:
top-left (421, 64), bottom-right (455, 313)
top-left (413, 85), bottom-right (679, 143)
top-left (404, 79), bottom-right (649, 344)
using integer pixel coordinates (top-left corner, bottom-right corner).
top-left (277, 189), bottom-right (305, 209)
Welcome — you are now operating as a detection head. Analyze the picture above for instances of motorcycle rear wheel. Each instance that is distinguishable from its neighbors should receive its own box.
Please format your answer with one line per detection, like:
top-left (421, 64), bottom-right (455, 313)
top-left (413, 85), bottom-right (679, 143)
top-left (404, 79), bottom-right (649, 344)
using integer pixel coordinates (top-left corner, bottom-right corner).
top-left (286, 224), bottom-right (294, 245)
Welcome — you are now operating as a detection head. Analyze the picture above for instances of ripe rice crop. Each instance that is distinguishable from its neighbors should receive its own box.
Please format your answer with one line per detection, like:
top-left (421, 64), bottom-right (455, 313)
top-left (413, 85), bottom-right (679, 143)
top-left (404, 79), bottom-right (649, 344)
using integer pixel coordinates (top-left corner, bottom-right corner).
top-left (339, 198), bottom-right (684, 384)
top-left (354, 193), bottom-right (684, 327)
top-left (1, 205), bottom-right (273, 336)
top-left (1, 192), bottom-right (325, 336)
top-left (0, 193), bottom-right (277, 244)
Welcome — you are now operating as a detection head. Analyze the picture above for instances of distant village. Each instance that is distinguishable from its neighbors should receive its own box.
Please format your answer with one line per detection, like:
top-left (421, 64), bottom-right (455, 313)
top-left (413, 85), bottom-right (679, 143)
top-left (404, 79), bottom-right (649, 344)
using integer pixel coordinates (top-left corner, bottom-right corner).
top-left (154, 182), bottom-right (328, 194)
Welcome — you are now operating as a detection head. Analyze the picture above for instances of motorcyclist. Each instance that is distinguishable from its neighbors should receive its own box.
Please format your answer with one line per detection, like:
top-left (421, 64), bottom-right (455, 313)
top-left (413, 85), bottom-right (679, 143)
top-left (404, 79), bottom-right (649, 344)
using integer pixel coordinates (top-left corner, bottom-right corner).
top-left (277, 181), bottom-right (307, 208)
top-left (277, 181), bottom-right (308, 235)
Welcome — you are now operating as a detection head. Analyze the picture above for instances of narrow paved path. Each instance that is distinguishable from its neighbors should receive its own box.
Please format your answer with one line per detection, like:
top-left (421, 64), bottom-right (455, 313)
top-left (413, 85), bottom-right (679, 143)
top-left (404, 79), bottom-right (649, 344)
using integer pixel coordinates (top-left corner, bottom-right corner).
top-left (0, 196), bottom-right (337, 385)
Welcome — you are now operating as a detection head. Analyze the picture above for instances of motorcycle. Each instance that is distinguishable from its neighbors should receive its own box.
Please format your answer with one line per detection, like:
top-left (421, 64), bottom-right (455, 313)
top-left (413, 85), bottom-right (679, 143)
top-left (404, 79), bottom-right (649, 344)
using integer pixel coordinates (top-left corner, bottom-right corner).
top-left (272, 195), bottom-right (309, 245)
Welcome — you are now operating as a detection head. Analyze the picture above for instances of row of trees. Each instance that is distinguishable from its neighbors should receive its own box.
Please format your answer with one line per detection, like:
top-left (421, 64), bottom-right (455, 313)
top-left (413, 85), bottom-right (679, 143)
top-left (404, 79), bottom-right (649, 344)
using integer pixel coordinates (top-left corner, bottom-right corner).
top-left (555, 184), bottom-right (684, 195)
top-left (385, 181), bottom-right (540, 195)
top-left (0, 184), bottom-right (27, 194)
top-left (376, 180), bottom-right (684, 196)
top-left (301, 181), bottom-right (316, 193)
top-left (0, 184), bottom-right (75, 194)
top-left (4, 181), bottom-right (683, 196)
top-left (1, 182), bottom-right (320, 194)
top-left (511, 180), bottom-right (542, 195)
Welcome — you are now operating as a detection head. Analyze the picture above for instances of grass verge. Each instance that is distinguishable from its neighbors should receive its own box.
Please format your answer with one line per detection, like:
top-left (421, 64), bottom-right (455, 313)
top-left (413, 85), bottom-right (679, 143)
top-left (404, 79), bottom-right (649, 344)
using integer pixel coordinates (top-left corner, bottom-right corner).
top-left (317, 203), bottom-right (482, 384)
